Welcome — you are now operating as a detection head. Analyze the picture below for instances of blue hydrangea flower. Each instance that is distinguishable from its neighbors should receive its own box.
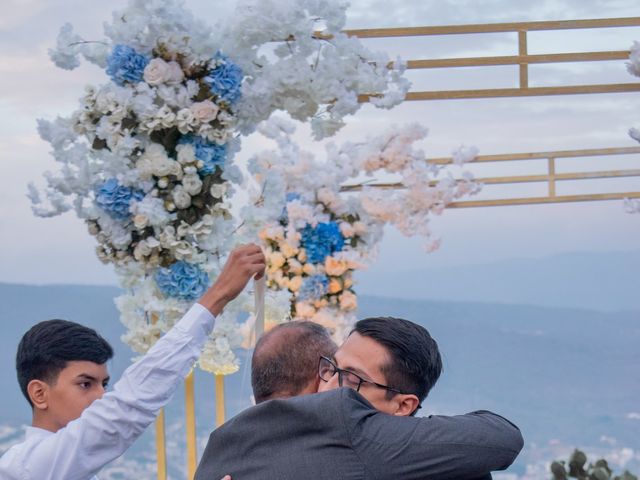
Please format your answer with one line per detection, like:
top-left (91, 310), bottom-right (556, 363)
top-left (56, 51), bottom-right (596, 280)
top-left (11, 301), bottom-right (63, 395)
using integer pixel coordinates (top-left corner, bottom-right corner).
top-left (298, 274), bottom-right (329, 301)
top-left (301, 222), bottom-right (345, 264)
top-left (106, 45), bottom-right (149, 85)
top-left (95, 178), bottom-right (144, 220)
top-left (179, 135), bottom-right (227, 175)
top-left (155, 261), bottom-right (210, 301)
top-left (204, 54), bottom-right (243, 104)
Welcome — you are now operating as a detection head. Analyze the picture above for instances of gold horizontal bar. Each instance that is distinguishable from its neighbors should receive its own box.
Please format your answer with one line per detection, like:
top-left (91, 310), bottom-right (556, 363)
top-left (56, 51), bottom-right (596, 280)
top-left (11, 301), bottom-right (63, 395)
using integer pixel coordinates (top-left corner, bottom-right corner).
top-left (343, 17), bottom-right (640, 38)
top-left (406, 50), bottom-right (630, 69)
top-left (554, 169), bottom-right (640, 181)
top-left (427, 146), bottom-right (640, 165)
top-left (341, 169), bottom-right (640, 192)
top-left (359, 83), bottom-right (640, 102)
top-left (478, 169), bottom-right (640, 184)
top-left (446, 191), bottom-right (640, 208)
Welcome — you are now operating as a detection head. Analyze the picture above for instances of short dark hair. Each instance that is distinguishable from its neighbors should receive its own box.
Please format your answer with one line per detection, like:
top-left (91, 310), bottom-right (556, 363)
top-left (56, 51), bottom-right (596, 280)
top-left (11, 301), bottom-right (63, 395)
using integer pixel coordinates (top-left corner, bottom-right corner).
top-left (16, 319), bottom-right (114, 407)
top-left (251, 321), bottom-right (337, 404)
top-left (352, 317), bottom-right (442, 404)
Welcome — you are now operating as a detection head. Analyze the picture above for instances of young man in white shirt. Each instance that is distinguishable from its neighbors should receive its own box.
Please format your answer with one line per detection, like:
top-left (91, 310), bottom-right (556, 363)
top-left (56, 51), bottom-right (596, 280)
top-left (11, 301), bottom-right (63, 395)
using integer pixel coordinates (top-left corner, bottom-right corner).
top-left (0, 244), bottom-right (265, 480)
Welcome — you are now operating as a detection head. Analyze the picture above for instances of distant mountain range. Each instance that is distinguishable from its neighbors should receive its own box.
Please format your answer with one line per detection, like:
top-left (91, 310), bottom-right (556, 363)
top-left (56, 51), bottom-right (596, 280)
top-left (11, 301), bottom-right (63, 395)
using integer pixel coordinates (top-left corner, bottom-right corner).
top-left (0, 263), bottom-right (638, 477)
top-left (355, 250), bottom-right (640, 312)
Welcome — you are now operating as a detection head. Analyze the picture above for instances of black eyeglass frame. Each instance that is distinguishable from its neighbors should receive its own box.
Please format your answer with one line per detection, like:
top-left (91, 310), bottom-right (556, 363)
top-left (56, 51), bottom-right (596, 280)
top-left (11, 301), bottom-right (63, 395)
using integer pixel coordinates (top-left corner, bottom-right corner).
top-left (318, 355), bottom-right (404, 395)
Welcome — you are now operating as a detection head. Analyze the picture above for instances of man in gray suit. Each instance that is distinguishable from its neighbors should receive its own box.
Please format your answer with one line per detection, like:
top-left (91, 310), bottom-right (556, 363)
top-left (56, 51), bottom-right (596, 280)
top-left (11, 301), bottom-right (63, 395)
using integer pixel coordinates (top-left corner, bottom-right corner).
top-left (195, 317), bottom-right (524, 479)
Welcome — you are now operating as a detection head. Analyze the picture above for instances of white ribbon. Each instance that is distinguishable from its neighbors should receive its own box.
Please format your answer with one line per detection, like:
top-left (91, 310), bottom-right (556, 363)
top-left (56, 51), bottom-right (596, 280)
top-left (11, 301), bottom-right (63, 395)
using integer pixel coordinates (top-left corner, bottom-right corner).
top-left (253, 275), bottom-right (266, 345)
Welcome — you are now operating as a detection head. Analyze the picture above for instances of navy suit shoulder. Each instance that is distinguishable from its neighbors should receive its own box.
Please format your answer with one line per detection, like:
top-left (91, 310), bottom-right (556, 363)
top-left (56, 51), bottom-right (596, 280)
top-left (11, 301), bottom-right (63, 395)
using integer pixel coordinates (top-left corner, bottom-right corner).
top-left (195, 388), bottom-right (364, 480)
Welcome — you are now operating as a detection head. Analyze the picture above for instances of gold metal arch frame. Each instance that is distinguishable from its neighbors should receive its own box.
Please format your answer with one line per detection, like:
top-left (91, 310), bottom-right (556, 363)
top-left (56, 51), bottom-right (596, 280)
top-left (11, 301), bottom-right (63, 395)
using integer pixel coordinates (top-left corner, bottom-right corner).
top-left (341, 146), bottom-right (640, 207)
top-left (347, 17), bottom-right (640, 102)
top-left (154, 17), bottom-right (640, 480)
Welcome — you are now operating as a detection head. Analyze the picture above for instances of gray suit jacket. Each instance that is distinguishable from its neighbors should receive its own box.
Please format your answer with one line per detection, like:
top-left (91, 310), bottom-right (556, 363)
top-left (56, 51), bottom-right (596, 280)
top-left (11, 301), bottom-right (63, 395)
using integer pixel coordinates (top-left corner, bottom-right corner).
top-left (195, 388), bottom-right (523, 480)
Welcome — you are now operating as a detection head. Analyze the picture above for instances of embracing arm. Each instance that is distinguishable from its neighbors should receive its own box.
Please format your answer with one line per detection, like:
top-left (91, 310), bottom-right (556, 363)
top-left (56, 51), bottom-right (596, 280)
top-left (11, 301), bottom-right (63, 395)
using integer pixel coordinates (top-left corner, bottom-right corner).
top-left (344, 390), bottom-right (523, 480)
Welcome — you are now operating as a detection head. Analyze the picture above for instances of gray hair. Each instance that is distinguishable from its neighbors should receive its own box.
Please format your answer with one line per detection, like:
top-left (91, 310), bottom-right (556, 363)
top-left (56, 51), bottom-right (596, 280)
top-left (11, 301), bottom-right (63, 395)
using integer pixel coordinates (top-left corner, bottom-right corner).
top-left (251, 321), bottom-right (337, 403)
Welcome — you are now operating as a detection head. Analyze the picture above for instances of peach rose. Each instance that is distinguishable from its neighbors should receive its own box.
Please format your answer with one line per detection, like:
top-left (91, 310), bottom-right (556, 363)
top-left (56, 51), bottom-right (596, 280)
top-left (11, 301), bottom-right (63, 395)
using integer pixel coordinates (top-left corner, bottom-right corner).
top-left (325, 256), bottom-right (348, 276)
top-left (288, 276), bottom-right (303, 292)
top-left (339, 291), bottom-right (357, 310)
top-left (328, 278), bottom-right (343, 294)
top-left (295, 302), bottom-right (316, 318)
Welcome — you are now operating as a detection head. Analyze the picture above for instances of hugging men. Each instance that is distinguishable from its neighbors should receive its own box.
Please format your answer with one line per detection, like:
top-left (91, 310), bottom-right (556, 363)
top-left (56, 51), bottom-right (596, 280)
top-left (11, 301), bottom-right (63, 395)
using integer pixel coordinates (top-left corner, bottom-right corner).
top-left (196, 316), bottom-right (524, 479)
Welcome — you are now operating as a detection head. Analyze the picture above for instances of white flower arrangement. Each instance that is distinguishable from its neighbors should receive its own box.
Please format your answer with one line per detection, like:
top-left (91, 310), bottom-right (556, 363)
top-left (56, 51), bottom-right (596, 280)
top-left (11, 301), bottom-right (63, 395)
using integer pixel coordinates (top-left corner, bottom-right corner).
top-left (242, 118), bottom-right (480, 340)
top-left (29, 0), bottom-right (413, 373)
top-left (220, 0), bottom-right (410, 139)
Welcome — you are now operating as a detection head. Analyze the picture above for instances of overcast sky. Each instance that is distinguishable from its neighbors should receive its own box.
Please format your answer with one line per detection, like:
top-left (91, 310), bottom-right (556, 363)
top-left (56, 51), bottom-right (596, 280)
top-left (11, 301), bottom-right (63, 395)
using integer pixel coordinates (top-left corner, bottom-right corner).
top-left (1, 0), bottom-right (639, 285)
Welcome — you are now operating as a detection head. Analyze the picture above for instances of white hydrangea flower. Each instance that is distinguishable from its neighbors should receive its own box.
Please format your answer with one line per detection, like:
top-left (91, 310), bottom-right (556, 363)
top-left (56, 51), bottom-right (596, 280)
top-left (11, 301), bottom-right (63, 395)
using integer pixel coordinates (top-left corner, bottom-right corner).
top-left (624, 198), bottom-right (640, 214)
top-left (452, 145), bottom-right (479, 165)
top-left (626, 41), bottom-right (640, 77)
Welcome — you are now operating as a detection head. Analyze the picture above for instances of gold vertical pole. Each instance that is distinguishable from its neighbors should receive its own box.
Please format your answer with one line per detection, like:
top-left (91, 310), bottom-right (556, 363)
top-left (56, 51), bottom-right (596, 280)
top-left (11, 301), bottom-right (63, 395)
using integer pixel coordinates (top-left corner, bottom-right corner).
top-left (155, 410), bottom-right (167, 480)
top-left (150, 312), bottom-right (167, 480)
top-left (215, 374), bottom-right (226, 427)
top-left (548, 157), bottom-right (556, 197)
top-left (518, 30), bottom-right (528, 89)
top-left (185, 370), bottom-right (197, 479)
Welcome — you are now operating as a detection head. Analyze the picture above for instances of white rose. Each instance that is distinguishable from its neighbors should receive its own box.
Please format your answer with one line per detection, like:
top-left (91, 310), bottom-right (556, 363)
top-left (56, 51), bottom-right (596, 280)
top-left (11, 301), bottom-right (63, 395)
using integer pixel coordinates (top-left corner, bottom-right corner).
top-left (173, 240), bottom-right (196, 260)
top-left (138, 144), bottom-right (182, 180)
top-left (176, 144), bottom-right (196, 165)
top-left (172, 187), bottom-right (191, 209)
top-left (182, 174), bottom-right (203, 196)
top-left (176, 108), bottom-right (195, 134)
top-left (133, 240), bottom-right (152, 260)
top-left (190, 100), bottom-right (219, 124)
top-left (167, 61), bottom-right (185, 85)
top-left (155, 105), bottom-right (176, 129)
top-left (146, 236), bottom-right (160, 248)
top-left (144, 58), bottom-right (171, 86)
top-left (210, 183), bottom-right (227, 199)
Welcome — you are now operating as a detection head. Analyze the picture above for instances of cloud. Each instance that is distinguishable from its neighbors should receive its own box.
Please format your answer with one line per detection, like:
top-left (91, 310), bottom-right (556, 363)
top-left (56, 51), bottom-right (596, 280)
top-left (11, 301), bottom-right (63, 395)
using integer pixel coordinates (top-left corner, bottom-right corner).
top-left (1, 0), bottom-right (639, 284)
top-left (345, 0), bottom-right (640, 28)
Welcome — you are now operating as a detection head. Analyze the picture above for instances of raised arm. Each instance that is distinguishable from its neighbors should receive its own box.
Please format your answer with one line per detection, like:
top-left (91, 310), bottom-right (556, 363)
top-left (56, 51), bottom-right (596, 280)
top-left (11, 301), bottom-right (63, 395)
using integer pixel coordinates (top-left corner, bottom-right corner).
top-left (0, 245), bottom-right (265, 480)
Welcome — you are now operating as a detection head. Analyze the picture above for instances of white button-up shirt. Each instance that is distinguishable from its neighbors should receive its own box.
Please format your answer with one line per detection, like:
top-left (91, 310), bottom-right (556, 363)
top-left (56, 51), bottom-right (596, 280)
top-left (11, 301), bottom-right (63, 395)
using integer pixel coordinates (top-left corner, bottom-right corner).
top-left (0, 303), bottom-right (215, 480)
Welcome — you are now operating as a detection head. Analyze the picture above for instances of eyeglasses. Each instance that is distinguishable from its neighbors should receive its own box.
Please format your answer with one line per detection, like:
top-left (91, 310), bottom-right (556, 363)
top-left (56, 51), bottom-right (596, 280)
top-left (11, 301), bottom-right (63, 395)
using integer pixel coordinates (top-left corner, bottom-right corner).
top-left (318, 356), bottom-right (403, 394)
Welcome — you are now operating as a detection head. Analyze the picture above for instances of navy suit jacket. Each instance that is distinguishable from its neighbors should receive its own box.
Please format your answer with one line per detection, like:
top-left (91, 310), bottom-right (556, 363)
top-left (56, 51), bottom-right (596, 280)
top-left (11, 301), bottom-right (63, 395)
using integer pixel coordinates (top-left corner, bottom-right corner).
top-left (195, 388), bottom-right (523, 479)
